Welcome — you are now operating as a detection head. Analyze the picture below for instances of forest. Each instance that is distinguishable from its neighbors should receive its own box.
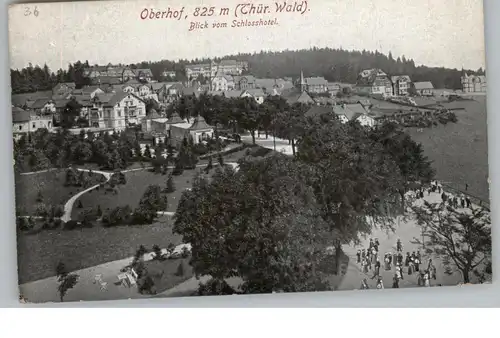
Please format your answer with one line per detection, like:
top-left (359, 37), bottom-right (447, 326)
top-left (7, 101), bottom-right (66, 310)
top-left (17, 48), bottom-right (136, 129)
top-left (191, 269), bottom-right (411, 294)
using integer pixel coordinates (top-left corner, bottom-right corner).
top-left (11, 47), bottom-right (485, 94)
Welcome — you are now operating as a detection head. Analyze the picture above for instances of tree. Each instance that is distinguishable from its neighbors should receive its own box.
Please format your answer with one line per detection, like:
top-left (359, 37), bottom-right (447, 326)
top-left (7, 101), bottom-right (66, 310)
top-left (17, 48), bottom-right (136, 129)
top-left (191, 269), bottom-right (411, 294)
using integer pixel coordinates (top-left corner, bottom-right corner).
top-left (175, 262), bottom-right (185, 276)
top-left (205, 156), bottom-right (213, 173)
top-left (56, 262), bottom-right (79, 302)
top-left (133, 185), bottom-right (168, 224)
top-left (36, 191), bottom-right (44, 203)
top-left (165, 173), bottom-right (176, 193)
top-left (370, 122), bottom-right (435, 209)
top-left (144, 144), bottom-right (152, 159)
top-left (174, 154), bottom-right (331, 293)
top-left (152, 244), bottom-right (164, 260)
top-left (77, 200), bottom-right (83, 208)
top-left (106, 149), bottom-right (124, 170)
top-left (297, 117), bottom-right (404, 273)
top-left (412, 202), bottom-right (491, 284)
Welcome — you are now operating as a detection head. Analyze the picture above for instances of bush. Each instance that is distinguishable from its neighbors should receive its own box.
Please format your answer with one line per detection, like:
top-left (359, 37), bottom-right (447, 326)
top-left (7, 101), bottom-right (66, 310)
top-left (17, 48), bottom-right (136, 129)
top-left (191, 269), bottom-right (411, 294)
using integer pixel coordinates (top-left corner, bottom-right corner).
top-left (181, 246), bottom-right (190, 258)
top-left (35, 203), bottom-right (48, 217)
top-left (63, 220), bottom-right (80, 230)
top-left (36, 191), bottom-right (43, 203)
top-left (77, 200), bottom-right (83, 209)
top-left (172, 162), bottom-right (184, 176)
top-left (197, 278), bottom-right (236, 296)
top-left (175, 262), bottom-right (185, 276)
top-left (153, 244), bottom-right (163, 261)
top-left (102, 205), bottom-right (132, 227)
top-left (165, 174), bottom-right (176, 193)
top-left (17, 217), bottom-right (34, 231)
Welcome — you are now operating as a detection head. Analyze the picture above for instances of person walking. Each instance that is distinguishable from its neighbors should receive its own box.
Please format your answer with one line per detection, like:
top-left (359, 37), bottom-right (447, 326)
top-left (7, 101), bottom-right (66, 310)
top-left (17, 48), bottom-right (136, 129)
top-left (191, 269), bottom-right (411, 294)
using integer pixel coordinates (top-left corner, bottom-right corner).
top-left (466, 197), bottom-right (471, 208)
top-left (414, 255), bottom-right (420, 272)
top-left (466, 183), bottom-right (469, 191)
top-left (360, 278), bottom-right (369, 290)
top-left (384, 253), bottom-right (390, 271)
top-left (362, 259), bottom-right (368, 274)
top-left (376, 276), bottom-right (384, 289)
top-left (361, 249), bottom-right (366, 261)
top-left (372, 259), bottom-right (381, 279)
top-left (441, 192), bottom-right (447, 202)
top-left (418, 270), bottom-right (425, 286)
top-left (392, 274), bottom-right (400, 288)
top-left (398, 252), bottom-right (403, 266)
top-left (396, 239), bottom-right (402, 253)
top-left (405, 252), bottom-right (411, 267)
top-left (461, 197), bottom-right (466, 209)
top-left (368, 238), bottom-right (374, 250)
top-left (356, 250), bottom-right (361, 264)
top-left (408, 260), bottom-right (414, 275)
top-left (424, 270), bottom-right (431, 287)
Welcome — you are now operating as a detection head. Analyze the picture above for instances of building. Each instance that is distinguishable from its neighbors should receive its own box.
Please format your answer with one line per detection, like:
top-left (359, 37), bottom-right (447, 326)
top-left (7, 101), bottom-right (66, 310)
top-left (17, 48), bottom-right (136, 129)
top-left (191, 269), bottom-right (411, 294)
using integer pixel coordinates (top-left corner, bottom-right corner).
top-left (185, 60), bottom-right (248, 80)
top-left (52, 82), bottom-right (76, 96)
top-left (298, 71), bottom-right (328, 93)
top-left (12, 106), bottom-right (53, 140)
top-left (461, 73), bottom-right (487, 93)
top-left (211, 73), bottom-right (235, 91)
top-left (133, 69), bottom-right (154, 83)
top-left (234, 75), bottom-right (256, 90)
top-left (356, 69), bottom-right (393, 96)
top-left (241, 88), bottom-right (266, 104)
top-left (83, 65), bottom-right (153, 84)
top-left (391, 75), bottom-right (412, 96)
top-left (169, 115), bottom-right (214, 147)
top-left (141, 109), bottom-right (168, 132)
top-left (413, 82), bottom-right (435, 96)
top-left (162, 70), bottom-right (177, 79)
top-left (89, 92), bottom-right (146, 130)
top-left (281, 89), bottom-right (315, 105)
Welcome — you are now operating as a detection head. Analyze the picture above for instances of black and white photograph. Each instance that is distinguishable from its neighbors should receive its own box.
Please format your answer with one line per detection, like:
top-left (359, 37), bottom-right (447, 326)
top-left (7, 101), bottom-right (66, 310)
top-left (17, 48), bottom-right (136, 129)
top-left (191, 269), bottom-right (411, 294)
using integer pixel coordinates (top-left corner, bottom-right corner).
top-left (9, 0), bottom-right (491, 303)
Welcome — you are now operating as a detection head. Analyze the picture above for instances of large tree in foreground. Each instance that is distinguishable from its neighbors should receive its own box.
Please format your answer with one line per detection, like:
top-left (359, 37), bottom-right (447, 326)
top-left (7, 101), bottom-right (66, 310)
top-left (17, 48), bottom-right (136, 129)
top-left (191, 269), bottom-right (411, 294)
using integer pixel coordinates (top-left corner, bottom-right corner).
top-left (56, 262), bottom-right (79, 302)
top-left (412, 201), bottom-right (491, 284)
top-left (173, 155), bottom-right (331, 293)
top-left (298, 117), bottom-right (404, 273)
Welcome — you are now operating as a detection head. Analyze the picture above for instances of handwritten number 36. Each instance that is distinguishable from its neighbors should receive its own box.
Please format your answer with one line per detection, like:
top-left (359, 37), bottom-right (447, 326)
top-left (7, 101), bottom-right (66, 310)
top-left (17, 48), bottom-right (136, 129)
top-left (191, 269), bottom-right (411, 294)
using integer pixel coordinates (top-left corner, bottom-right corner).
top-left (24, 6), bottom-right (39, 17)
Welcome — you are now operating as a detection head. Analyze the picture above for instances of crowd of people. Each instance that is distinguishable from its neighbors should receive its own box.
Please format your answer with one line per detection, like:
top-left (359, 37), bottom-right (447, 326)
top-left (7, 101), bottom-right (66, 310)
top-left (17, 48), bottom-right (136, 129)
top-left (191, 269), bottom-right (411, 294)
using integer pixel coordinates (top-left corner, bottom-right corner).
top-left (357, 238), bottom-right (437, 290)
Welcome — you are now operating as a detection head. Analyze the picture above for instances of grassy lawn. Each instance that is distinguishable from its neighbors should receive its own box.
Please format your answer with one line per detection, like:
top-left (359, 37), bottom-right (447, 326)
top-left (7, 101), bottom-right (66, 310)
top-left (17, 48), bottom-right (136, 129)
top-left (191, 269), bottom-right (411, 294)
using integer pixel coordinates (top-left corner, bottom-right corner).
top-left (14, 170), bottom-right (102, 216)
top-left (406, 97), bottom-right (489, 201)
top-left (72, 167), bottom-right (215, 220)
top-left (17, 215), bottom-right (182, 284)
top-left (142, 257), bottom-right (194, 294)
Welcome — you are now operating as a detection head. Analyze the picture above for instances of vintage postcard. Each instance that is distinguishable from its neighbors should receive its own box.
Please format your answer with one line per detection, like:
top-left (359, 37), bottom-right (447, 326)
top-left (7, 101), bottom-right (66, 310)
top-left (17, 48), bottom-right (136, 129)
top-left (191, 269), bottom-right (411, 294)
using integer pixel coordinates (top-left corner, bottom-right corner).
top-left (9, 0), bottom-right (491, 303)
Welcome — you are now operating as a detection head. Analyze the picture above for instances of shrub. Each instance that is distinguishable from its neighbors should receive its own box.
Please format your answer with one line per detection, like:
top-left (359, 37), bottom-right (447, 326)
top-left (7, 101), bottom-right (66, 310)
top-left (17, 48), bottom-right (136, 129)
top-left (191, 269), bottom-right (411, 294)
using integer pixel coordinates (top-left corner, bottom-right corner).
top-left (35, 203), bottom-right (48, 217)
top-left (165, 174), bottom-right (176, 193)
top-left (181, 246), bottom-right (190, 258)
top-left (36, 191), bottom-right (43, 203)
top-left (77, 200), bottom-right (83, 209)
top-left (96, 205), bottom-right (102, 217)
top-left (197, 279), bottom-right (236, 296)
top-left (17, 217), bottom-right (33, 231)
top-left (153, 245), bottom-right (163, 261)
top-left (102, 205), bottom-right (132, 227)
top-left (175, 262), bottom-right (185, 276)
top-left (63, 220), bottom-right (80, 230)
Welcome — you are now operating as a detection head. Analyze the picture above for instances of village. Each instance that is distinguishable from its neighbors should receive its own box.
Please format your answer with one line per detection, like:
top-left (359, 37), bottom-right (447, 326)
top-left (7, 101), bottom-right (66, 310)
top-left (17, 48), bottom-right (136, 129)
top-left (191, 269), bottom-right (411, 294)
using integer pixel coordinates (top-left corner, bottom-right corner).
top-left (11, 55), bottom-right (491, 302)
top-left (11, 59), bottom-right (484, 146)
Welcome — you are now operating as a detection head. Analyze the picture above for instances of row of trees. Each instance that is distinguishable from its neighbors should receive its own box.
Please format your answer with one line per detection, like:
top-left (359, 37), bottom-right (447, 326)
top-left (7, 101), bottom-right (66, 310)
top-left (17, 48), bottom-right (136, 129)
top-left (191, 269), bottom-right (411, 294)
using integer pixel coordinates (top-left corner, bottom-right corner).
top-left (12, 48), bottom-right (486, 94)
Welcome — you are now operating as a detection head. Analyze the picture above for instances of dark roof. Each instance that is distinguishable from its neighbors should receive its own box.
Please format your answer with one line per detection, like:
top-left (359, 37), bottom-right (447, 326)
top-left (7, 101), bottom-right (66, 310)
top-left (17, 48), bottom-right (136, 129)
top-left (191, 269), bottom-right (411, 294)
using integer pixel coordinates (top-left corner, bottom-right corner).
top-left (189, 115), bottom-right (212, 131)
top-left (414, 82), bottom-right (434, 90)
top-left (53, 82), bottom-right (76, 91)
top-left (31, 98), bottom-right (51, 109)
top-left (166, 113), bottom-right (185, 124)
top-left (144, 109), bottom-right (162, 120)
top-left (346, 103), bottom-right (368, 115)
top-left (12, 106), bottom-right (31, 122)
top-left (91, 76), bottom-right (122, 85)
top-left (305, 105), bottom-right (333, 118)
top-left (282, 90), bottom-right (314, 105)
top-left (103, 92), bottom-right (143, 107)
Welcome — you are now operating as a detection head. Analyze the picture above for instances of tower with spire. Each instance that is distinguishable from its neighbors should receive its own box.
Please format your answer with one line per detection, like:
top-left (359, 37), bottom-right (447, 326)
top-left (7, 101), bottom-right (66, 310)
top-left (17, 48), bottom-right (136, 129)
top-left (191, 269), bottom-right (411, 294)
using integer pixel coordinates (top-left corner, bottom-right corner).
top-left (300, 70), bottom-right (306, 92)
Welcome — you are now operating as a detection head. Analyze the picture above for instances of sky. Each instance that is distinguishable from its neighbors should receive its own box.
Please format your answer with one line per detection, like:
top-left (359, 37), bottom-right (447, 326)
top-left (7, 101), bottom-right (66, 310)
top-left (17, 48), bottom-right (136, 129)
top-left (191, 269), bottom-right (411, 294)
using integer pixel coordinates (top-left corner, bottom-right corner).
top-left (8, 0), bottom-right (486, 71)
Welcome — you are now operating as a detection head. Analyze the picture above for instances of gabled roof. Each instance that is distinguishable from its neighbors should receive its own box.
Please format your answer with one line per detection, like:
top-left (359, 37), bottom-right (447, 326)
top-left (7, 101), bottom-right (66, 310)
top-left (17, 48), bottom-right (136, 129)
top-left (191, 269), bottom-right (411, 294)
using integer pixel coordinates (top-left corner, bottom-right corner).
top-left (166, 113), bottom-right (184, 124)
top-left (81, 85), bottom-right (103, 93)
top-left (391, 75), bottom-right (411, 83)
top-left (221, 90), bottom-right (243, 98)
top-left (281, 89), bottom-right (314, 105)
top-left (189, 115), bottom-right (212, 131)
top-left (332, 105), bottom-right (357, 120)
top-left (31, 98), bottom-right (52, 109)
top-left (133, 68), bottom-right (153, 77)
top-left (12, 106), bottom-right (31, 122)
top-left (219, 59), bottom-right (238, 66)
top-left (414, 82), bottom-right (434, 90)
top-left (102, 92), bottom-right (144, 107)
top-left (53, 82), bottom-right (76, 91)
top-left (91, 76), bottom-right (122, 85)
top-left (305, 77), bottom-right (328, 86)
top-left (143, 109), bottom-right (162, 120)
top-left (245, 88), bottom-right (265, 97)
top-left (305, 105), bottom-right (333, 118)
top-left (346, 103), bottom-right (368, 115)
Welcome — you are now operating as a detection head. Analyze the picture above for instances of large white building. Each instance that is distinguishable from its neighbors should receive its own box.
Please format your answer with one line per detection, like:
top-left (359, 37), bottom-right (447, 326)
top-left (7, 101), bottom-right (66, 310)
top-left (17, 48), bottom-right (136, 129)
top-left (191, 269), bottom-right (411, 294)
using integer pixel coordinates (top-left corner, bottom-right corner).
top-left (89, 92), bottom-right (146, 130)
top-left (461, 73), bottom-right (487, 93)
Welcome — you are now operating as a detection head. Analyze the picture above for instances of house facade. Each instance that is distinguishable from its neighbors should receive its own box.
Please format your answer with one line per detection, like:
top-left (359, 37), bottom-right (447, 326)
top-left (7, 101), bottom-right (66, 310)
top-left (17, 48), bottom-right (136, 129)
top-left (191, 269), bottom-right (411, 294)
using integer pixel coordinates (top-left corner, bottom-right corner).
top-left (89, 92), bottom-right (146, 130)
top-left (461, 73), bottom-right (487, 93)
top-left (211, 74), bottom-right (235, 91)
top-left (356, 69), bottom-right (393, 96)
top-left (391, 75), bottom-right (412, 96)
top-left (413, 82), bottom-right (434, 96)
top-left (12, 107), bottom-right (53, 139)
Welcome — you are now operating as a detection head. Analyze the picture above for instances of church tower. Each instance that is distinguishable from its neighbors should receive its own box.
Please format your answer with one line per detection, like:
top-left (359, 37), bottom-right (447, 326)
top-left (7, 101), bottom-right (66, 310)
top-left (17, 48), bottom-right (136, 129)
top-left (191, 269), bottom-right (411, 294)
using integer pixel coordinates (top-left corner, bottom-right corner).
top-left (300, 70), bottom-right (306, 92)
